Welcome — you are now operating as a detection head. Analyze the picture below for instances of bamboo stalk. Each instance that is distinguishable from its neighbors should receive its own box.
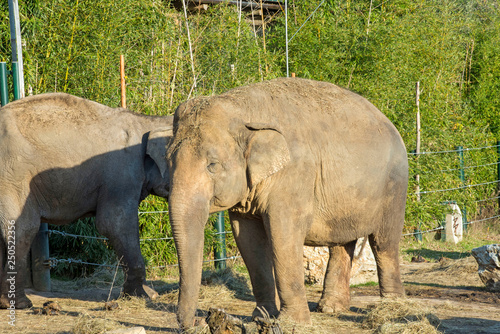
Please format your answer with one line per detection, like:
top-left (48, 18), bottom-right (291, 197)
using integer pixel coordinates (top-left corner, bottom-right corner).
top-left (120, 55), bottom-right (126, 109)
top-left (150, 31), bottom-right (154, 104)
top-left (366, 0), bottom-right (373, 43)
top-left (415, 81), bottom-right (421, 201)
top-left (162, 41), bottom-right (165, 105)
top-left (181, 0), bottom-right (197, 90)
top-left (236, 0), bottom-right (242, 55)
top-left (63, 0), bottom-right (80, 92)
top-left (260, 0), bottom-right (268, 74)
top-left (170, 34), bottom-right (182, 107)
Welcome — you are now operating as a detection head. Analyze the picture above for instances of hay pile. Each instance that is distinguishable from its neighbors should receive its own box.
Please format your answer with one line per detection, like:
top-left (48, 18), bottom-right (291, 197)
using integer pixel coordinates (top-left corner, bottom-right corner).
top-left (362, 298), bottom-right (441, 333)
top-left (72, 314), bottom-right (123, 334)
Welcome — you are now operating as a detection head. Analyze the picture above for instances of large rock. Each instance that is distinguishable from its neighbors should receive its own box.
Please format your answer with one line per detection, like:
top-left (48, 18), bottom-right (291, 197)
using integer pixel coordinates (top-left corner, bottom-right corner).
top-left (304, 246), bottom-right (329, 285)
top-left (350, 238), bottom-right (378, 285)
top-left (471, 244), bottom-right (500, 292)
top-left (303, 238), bottom-right (377, 286)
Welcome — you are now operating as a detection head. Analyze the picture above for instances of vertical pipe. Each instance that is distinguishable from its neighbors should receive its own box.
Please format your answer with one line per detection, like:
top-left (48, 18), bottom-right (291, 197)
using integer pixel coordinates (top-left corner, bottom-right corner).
top-left (0, 62), bottom-right (9, 106)
top-left (456, 146), bottom-right (468, 233)
top-left (12, 61), bottom-right (19, 100)
top-left (31, 223), bottom-right (51, 292)
top-left (285, 0), bottom-right (289, 77)
top-left (8, 0), bottom-right (25, 98)
top-left (457, 146), bottom-right (465, 183)
top-left (120, 55), bottom-right (126, 108)
top-left (214, 211), bottom-right (227, 270)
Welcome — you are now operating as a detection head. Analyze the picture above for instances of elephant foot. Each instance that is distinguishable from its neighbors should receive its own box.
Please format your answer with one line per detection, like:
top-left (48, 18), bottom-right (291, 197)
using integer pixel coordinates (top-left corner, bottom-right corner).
top-left (278, 307), bottom-right (312, 325)
top-left (122, 284), bottom-right (159, 300)
top-left (0, 294), bottom-right (33, 309)
top-left (252, 303), bottom-right (279, 320)
top-left (380, 290), bottom-right (405, 299)
top-left (316, 298), bottom-right (349, 314)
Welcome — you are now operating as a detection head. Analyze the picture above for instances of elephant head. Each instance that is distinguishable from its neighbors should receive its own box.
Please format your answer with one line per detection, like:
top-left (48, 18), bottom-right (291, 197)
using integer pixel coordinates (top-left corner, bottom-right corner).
top-left (167, 98), bottom-right (290, 328)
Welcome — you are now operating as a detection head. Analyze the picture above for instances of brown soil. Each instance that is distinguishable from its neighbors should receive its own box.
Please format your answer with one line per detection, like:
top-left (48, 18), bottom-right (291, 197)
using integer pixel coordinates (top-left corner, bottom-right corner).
top-left (1, 256), bottom-right (499, 333)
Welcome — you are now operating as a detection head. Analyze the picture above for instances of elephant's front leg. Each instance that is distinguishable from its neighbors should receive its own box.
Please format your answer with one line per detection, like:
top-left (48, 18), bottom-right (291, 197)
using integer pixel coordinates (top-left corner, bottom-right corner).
top-left (264, 212), bottom-right (312, 324)
top-left (0, 199), bottom-right (40, 309)
top-left (229, 212), bottom-right (279, 319)
top-left (317, 241), bottom-right (356, 313)
top-left (96, 204), bottom-right (157, 300)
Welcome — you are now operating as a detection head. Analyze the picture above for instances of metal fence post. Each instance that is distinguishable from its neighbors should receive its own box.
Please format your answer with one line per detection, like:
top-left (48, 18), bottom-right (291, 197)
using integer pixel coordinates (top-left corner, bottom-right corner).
top-left (214, 211), bottom-right (227, 270)
top-left (0, 62), bottom-right (9, 106)
top-left (456, 146), bottom-right (468, 233)
top-left (31, 223), bottom-right (51, 291)
top-left (12, 61), bottom-right (20, 100)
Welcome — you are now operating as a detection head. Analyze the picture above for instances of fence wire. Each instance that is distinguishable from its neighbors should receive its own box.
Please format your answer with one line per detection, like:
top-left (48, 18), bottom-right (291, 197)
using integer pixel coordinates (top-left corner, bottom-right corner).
top-left (47, 255), bottom-right (243, 270)
top-left (408, 144), bottom-right (499, 156)
top-left (48, 144), bottom-right (500, 270)
top-left (415, 180), bottom-right (500, 196)
top-left (402, 214), bottom-right (499, 237)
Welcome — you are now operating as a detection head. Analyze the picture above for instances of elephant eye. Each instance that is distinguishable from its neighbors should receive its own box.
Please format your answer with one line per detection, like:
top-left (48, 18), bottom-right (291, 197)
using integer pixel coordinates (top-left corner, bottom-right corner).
top-left (207, 162), bottom-right (222, 173)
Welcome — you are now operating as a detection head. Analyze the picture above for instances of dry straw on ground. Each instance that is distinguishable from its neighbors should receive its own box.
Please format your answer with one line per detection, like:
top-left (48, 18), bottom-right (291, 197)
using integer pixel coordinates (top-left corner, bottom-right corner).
top-left (72, 314), bottom-right (124, 334)
top-left (362, 298), bottom-right (441, 333)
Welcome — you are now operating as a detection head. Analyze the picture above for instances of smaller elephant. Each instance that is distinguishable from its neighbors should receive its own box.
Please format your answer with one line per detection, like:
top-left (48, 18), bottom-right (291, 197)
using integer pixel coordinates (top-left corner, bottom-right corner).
top-left (0, 93), bottom-right (172, 309)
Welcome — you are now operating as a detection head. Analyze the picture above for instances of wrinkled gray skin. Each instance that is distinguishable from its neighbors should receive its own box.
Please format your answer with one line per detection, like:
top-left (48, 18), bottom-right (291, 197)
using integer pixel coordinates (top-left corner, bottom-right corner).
top-left (167, 78), bottom-right (408, 329)
top-left (0, 93), bottom-right (172, 309)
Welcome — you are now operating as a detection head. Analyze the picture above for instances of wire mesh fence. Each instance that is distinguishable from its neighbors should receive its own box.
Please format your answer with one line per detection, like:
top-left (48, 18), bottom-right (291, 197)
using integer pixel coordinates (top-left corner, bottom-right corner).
top-left (44, 142), bottom-right (500, 275)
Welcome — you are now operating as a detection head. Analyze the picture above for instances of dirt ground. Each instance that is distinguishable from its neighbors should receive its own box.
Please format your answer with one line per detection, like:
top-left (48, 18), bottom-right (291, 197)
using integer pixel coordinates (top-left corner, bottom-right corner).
top-left (1, 256), bottom-right (499, 333)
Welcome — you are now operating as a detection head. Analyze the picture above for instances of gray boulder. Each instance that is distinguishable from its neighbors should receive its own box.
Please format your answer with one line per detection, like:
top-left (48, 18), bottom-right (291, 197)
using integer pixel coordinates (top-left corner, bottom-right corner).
top-left (471, 244), bottom-right (500, 291)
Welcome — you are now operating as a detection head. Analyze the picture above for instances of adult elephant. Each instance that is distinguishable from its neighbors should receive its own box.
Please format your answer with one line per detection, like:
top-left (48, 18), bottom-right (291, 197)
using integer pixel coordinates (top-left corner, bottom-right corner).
top-left (0, 93), bottom-right (172, 309)
top-left (167, 78), bottom-right (408, 329)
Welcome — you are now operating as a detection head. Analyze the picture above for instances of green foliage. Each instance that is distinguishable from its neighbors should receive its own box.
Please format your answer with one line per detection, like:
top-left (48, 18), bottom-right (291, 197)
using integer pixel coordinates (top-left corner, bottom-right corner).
top-left (49, 218), bottom-right (115, 278)
top-left (0, 0), bottom-right (281, 113)
top-left (138, 196), bottom-right (237, 272)
top-left (269, 0), bottom-right (499, 232)
top-left (1, 0), bottom-right (500, 275)
top-left (469, 9), bottom-right (500, 137)
top-left (137, 196), bottom-right (237, 271)
top-left (138, 196), bottom-right (175, 270)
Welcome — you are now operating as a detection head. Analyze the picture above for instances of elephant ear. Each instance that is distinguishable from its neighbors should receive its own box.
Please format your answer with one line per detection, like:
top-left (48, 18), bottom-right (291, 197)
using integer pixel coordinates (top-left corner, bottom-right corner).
top-left (245, 123), bottom-right (290, 188)
top-left (146, 127), bottom-right (172, 178)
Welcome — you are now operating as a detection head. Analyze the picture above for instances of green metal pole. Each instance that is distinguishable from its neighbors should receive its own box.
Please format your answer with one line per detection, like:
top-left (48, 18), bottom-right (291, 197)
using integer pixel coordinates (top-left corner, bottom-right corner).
top-left (457, 146), bottom-right (465, 183)
top-left (8, 0), bottom-right (25, 98)
top-left (456, 146), bottom-right (468, 233)
top-left (0, 62), bottom-right (8, 106)
top-left (214, 211), bottom-right (227, 270)
top-left (12, 61), bottom-right (19, 100)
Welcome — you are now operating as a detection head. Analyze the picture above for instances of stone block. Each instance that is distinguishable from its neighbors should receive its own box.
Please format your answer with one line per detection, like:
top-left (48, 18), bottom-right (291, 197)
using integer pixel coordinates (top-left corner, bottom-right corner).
top-left (106, 327), bottom-right (146, 334)
top-left (303, 238), bottom-right (377, 286)
top-left (471, 244), bottom-right (500, 292)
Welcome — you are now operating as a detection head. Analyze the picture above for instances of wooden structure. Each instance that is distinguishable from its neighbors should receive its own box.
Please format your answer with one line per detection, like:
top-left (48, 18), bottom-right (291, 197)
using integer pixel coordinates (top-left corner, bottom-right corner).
top-left (172, 0), bottom-right (283, 26)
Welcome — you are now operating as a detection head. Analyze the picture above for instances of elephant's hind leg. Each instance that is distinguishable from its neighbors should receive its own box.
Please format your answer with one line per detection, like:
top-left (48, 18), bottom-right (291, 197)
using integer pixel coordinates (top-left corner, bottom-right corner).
top-left (96, 202), bottom-right (157, 300)
top-left (316, 241), bottom-right (356, 313)
top-left (369, 233), bottom-right (405, 298)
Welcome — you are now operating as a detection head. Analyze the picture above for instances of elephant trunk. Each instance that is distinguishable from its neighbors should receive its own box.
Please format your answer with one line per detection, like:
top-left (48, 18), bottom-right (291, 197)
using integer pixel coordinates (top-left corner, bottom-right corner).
top-left (169, 191), bottom-right (210, 329)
